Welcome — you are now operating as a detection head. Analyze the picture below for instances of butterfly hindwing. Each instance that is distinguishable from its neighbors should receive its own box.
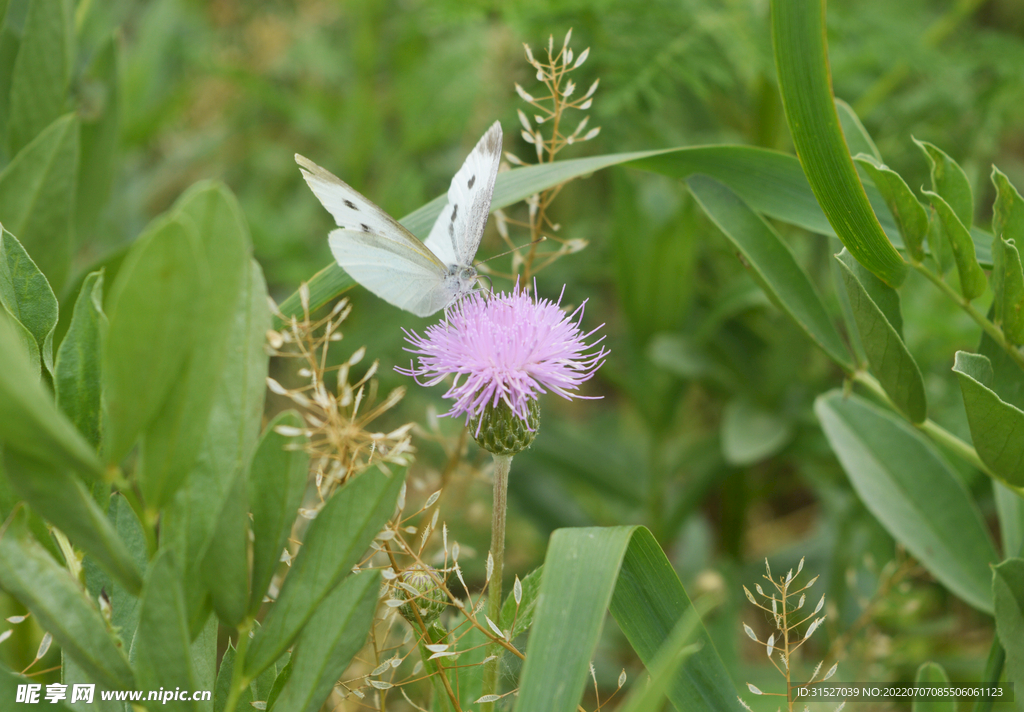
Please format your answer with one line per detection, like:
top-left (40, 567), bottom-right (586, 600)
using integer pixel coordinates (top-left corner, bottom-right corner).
top-left (424, 121), bottom-right (502, 266)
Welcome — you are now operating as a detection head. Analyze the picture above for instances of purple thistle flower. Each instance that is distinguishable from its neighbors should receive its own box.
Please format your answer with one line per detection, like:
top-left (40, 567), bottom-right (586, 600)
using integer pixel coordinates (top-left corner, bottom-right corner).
top-left (396, 285), bottom-right (607, 428)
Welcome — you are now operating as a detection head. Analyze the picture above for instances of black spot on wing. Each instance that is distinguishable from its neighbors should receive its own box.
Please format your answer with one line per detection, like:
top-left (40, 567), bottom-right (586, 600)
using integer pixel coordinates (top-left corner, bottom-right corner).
top-left (344, 199), bottom-right (357, 210)
top-left (450, 204), bottom-right (458, 223)
top-left (468, 175), bottom-right (476, 189)
top-left (360, 223), bottom-right (371, 232)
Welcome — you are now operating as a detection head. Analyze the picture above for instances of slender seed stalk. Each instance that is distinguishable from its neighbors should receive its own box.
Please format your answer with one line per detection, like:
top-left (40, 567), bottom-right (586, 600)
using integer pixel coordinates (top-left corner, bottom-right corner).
top-left (481, 454), bottom-right (513, 712)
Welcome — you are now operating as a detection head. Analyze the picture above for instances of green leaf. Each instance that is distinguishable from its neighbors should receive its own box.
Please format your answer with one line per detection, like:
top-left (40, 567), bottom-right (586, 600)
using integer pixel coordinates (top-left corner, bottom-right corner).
top-left (5, 0), bottom-right (72, 156)
top-left (55, 270), bottom-right (105, 447)
top-left (75, 34), bottom-right (119, 240)
top-left (214, 645), bottom-right (252, 712)
top-left (245, 465), bottom-right (406, 678)
top-left (771, 0), bottom-right (907, 286)
top-left (915, 139), bottom-right (973, 228)
top-left (138, 183), bottom-right (253, 510)
top-left (168, 255), bottom-right (267, 629)
top-left (498, 565), bottom-right (542, 640)
top-left (0, 113), bottom-right (78, 291)
top-left (0, 311), bottom-right (103, 478)
top-left (190, 615), bottom-right (218, 712)
top-left (102, 212), bottom-right (203, 468)
top-left (953, 351), bottom-right (1024, 488)
top-left (912, 662), bottom-right (954, 712)
top-left (249, 410), bottom-right (309, 616)
top-left (993, 559), bottom-right (1024, 702)
top-left (0, 227), bottom-right (56, 374)
top-left (721, 396), bottom-right (793, 465)
top-left (990, 168), bottom-right (1024, 345)
top-left (836, 250), bottom-right (926, 423)
top-left (616, 606), bottom-right (705, 712)
top-left (854, 154), bottom-right (928, 262)
top-left (515, 526), bottom-right (740, 712)
top-left (0, 510), bottom-right (134, 690)
top-left (923, 190), bottom-right (987, 301)
top-left (836, 99), bottom-right (880, 161)
top-left (0, 0), bottom-right (32, 156)
top-left (105, 494), bottom-right (147, 649)
top-left (815, 391), bottom-right (998, 612)
top-left (687, 174), bottom-right (853, 371)
top-left (268, 570), bottom-right (380, 712)
top-left (135, 549), bottom-right (199, 712)
top-left (1, 449), bottom-right (142, 594)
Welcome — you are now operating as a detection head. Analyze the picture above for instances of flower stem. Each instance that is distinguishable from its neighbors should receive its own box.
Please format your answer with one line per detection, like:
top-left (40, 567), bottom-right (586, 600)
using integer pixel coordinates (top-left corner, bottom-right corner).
top-left (481, 454), bottom-right (513, 712)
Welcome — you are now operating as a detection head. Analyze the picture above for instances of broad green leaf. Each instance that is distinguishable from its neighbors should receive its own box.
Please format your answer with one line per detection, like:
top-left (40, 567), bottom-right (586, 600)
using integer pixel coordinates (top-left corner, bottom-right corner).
top-left (135, 550), bottom-right (198, 712)
top-left (836, 99), bottom-right (880, 161)
top-left (0, 113), bottom-right (78, 291)
top-left (836, 250), bottom-right (926, 423)
top-left (855, 154), bottom-right (928, 262)
top-left (915, 139), bottom-right (973, 228)
top-left (268, 570), bottom-right (380, 712)
top-left (0, 311), bottom-right (103, 478)
top-left (995, 482), bottom-right (1024, 558)
top-left (105, 494), bottom-right (147, 650)
top-left (912, 662), bottom-right (954, 712)
top-left (3, 663), bottom-right (74, 710)
top-left (54, 270), bottom-right (105, 447)
top-left (923, 190), bottom-right (987, 301)
top-left (498, 565), bottom-right (543, 640)
top-left (190, 615), bottom-right (217, 712)
top-left (0, 228), bottom-right (56, 373)
top-left (616, 606), bottom-right (704, 712)
top-left (245, 465), bottom-right (406, 678)
top-left (993, 166), bottom-right (1024, 245)
top-left (249, 410), bottom-right (309, 616)
top-left (170, 256), bottom-right (267, 629)
top-left (771, 0), bottom-right (907, 286)
top-left (721, 397), bottom-right (793, 465)
top-left (953, 351), bottom-right (1024, 488)
top-left (687, 174), bottom-right (853, 371)
top-left (102, 213), bottom-right (203, 468)
top-left (0, 511), bottom-right (133, 690)
top-left (815, 391), bottom-right (998, 612)
top-left (993, 559), bottom-right (1024, 702)
top-left (1, 449), bottom-right (142, 594)
top-left (6, 0), bottom-right (72, 156)
top-left (515, 526), bottom-right (740, 712)
top-left (62, 652), bottom-right (120, 712)
top-left (214, 645), bottom-right (252, 712)
top-left (138, 183), bottom-right (253, 510)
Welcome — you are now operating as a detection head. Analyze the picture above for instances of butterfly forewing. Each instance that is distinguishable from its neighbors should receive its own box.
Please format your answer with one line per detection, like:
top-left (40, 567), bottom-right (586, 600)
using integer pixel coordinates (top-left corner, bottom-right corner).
top-left (423, 121), bottom-right (503, 267)
top-left (296, 153), bottom-right (445, 269)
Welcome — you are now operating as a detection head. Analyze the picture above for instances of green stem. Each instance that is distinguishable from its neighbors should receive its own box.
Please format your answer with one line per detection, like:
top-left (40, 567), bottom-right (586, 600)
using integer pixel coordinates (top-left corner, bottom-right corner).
top-left (481, 454), bottom-right (512, 712)
top-left (222, 620), bottom-right (253, 712)
top-left (911, 263), bottom-right (1024, 372)
top-left (853, 371), bottom-right (994, 477)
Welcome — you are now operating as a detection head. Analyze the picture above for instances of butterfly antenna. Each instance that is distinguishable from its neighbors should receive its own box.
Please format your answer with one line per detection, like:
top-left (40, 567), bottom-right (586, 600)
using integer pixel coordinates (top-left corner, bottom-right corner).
top-left (475, 236), bottom-right (547, 266)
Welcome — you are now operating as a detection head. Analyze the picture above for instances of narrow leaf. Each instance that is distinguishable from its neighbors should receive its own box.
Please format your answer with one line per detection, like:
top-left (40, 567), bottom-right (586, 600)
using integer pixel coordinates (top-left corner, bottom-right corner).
top-left (54, 270), bottom-right (105, 447)
top-left (836, 250), bottom-right (926, 422)
top-left (854, 154), bottom-right (927, 262)
top-left (815, 391), bottom-right (998, 612)
top-left (499, 565), bottom-right (543, 640)
top-left (923, 190), bottom-right (987, 301)
top-left (993, 559), bottom-right (1024, 702)
top-left (687, 174), bottom-right (853, 370)
top-left (771, 0), bottom-right (907, 286)
top-left (0, 228), bottom-right (57, 374)
top-left (267, 571), bottom-right (380, 712)
top-left (0, 511), bottom-right (133, 690)
top-left (953, 351), bottom-right (1024, 487)
top-left (915, 139), bottom-right (973, 228)
top-left (249, 411), bottom-right (309, 615)
top-left (912, 662), bottom-right (954, 712)
top-left (245, 466), bottom-right (406, 678)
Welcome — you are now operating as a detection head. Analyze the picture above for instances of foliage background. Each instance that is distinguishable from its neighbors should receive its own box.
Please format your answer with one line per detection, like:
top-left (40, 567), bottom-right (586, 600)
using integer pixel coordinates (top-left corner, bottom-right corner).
top-left (4, 0), bottom-right (1024, 707)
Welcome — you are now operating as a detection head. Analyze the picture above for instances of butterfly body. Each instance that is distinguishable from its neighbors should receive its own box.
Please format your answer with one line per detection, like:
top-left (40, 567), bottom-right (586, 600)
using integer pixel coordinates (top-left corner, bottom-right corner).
top-left (297, 121), bottom-right (502, 317)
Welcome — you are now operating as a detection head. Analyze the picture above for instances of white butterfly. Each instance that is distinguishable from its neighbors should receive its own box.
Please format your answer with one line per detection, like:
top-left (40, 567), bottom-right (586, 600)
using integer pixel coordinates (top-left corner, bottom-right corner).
top-left (296, 121), bottom-right (502, 317)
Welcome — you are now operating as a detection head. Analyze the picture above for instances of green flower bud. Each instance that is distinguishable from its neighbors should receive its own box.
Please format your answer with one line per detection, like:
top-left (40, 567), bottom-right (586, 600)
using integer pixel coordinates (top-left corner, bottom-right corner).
top-left (470, 399), bottom-right (540, 456)
top-left (397, 565), bottom-right (447, 626)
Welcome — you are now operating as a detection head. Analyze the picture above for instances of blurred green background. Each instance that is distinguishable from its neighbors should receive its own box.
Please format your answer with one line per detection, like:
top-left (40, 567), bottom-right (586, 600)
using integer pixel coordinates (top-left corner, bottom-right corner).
top-left (6, 0), bottom-right (1024, 705)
